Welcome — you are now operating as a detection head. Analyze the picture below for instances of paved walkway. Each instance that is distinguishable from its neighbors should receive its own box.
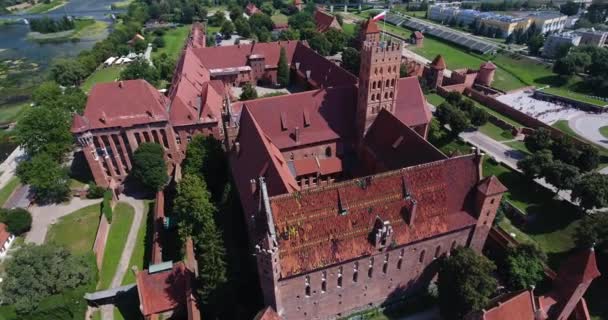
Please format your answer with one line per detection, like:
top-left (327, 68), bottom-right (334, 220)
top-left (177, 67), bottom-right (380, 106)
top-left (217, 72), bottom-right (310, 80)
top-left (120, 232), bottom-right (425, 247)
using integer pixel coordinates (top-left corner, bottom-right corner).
top-left (0, 147), bottom-right (24, 190)
top-left (569, 113), bottom-right (608, 149)
top-left (101, 195), bottom-right (145, 320)
top-left (25, 197), bottom-right (103, 244)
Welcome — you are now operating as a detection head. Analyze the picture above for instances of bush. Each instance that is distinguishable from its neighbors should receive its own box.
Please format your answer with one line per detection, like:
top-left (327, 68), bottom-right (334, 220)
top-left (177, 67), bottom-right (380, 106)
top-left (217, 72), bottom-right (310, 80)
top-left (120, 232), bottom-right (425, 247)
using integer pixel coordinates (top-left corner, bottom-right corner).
top-left (152, 36), bottom-right (165, 48)
top-left (101, 190), bottom-right (113, 223)
top-left (0, 208), bottom-right (32, 235)
top-left (86, 184), bottom-right (106, 199)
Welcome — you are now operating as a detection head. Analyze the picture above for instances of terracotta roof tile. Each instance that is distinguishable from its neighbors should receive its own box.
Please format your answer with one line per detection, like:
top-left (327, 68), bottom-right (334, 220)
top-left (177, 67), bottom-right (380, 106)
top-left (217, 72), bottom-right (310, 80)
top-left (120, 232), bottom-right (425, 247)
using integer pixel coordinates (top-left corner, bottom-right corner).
top-left (72, 80), bottom-right (168, 133)
top-left (254, 306), bottom-right (281, 320)
top-left (363, 110), bottom-right (446, 171)
top-left (269, 155), bottom-right (480, 277)
top-left (136, 262), bottom-right (192, 316)
top-left (431, 55), bottom-right (447, 70)
top-left (362, 18), bottom-right (380, 34)
top-left (482, 290), bottom-right (537, 320)
top-left (314, 9), bottom-right (341, 33)
top-left (481, 61), bottom-right (497, 70)
top-left (394, 77), bottom-right (433, 127)
top-left (0, 223), bottom-right (10, 246)
top-left (246, 3), bottom-right (260, 15)
top-left (553, 248), bottom-right (601, 300)
top-left (192, 40), bottom-right (299, 70)
top-left (413, 31), bottom-right (424, 39)
top-left (477, 176), bottom-right (507, 195)
top-left (292, 42), bottom-right (358, 87)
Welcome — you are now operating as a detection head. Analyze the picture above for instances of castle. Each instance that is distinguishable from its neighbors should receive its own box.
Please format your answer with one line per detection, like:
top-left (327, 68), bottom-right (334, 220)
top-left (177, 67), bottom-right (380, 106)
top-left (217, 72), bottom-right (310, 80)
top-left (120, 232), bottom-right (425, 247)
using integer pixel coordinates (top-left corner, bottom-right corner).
top-left (73, 21), bottom-right (510, 319)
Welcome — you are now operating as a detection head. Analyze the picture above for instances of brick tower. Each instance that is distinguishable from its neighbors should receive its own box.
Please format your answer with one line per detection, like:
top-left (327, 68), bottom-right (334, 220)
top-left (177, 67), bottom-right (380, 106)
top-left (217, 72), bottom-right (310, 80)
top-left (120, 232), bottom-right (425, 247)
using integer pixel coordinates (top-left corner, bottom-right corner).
top-left (356, 40), bottom-right (402, 141)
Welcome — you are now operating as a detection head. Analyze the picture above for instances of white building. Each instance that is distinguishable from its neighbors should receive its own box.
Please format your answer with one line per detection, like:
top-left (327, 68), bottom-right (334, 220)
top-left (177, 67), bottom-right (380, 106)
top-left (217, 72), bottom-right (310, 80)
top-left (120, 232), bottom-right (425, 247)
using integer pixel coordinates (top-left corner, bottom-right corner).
top-left (528, 12), bottom-right (568, 34)
top-left (0, 223), bottom-right (15, 258)
top-left (543, 32), bottom-right (581, 58)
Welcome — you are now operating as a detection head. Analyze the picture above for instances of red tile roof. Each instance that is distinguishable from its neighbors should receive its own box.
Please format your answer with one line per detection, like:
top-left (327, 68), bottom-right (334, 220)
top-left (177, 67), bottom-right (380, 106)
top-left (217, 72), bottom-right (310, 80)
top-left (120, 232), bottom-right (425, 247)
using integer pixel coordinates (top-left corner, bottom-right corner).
top-left (0, 223), bottom-right (10, 247)
top-left (292, 157), bottom-right (343, 176)
top-left (192, 41), bottom-right (299, 70)
top-left (361, 18), bottom-right (380, 34)
top-left (363, 110), bottom-right (446, 171)
top-left (269, 155), bottom-right (480, 277)
top-left (233, 87), bottom-right (356, 150)
top-left (553, 248), bottom-right (601, 300)
top-left (246, 3), bottom-right (260, 15)
top-left (254, 306), bottom-right (281, 320)
top-left (314, 9), bottom-right (341, 33)
top-left (394, 77), bottom-right (433, 127)
top-left (151, 191), bottom-right (165, 265)
top-left (413, 31), bottom-right (424, 39)
top-left (431, 55), bottom-right (447, 70)
top-left (481, 290), bottom-right (537, 320)
top-left (136, 262), bottom-right (192, 316)
top-left (72, 80), bottom-right (169, 133)
top-left (291, 42), bottom-right (358, 87)
top-left (477, 176), bottom-right (507, 196)
top-left (481, 61), bottom-right (497, 70)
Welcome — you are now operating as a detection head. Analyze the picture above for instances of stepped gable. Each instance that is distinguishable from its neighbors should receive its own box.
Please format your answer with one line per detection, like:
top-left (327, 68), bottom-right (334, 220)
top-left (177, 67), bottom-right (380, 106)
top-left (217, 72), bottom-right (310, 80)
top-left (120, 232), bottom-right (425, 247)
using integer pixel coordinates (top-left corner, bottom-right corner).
top-left (269, 155), bottom-right (480, 277)
top-left (191, 41), bottom-right (299, 70)
top-left (431, 55), bottom-right (447, 70)
top-left (314, 9), bottom-right (340, 33)
top-left (394, 76), bottom-right (433, 127)
top-left (231, 106), bottom-right (299, 216)
top-left (188, 22), bottom-right (206, 48)
top-left (232, 86), bottom-right (356, 150)
top-left (481, 290), bottom-right (537, 320)
top-left (292, 42), bottom-right (358, 87)
top-left (363, 110), bottom-right (446, 171)
top-left (72, 80), bottom-right (168, 133)
top-left (478, 176), bottom-right (508, 196)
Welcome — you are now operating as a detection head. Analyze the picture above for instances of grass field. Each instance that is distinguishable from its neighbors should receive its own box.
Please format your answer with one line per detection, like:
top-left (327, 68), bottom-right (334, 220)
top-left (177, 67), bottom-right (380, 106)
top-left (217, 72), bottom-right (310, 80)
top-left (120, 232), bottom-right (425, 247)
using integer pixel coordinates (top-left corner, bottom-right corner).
top-left (479, 122), bottom-right (514, 141)
top-left (153, 25), bottom-right (191, 60)
top-left (505, 140), bottom-right (531, 155)
top-left (271, 13), bottom-right (288, 24)
top-left (483, 160), bottom-right (580, 263)
top-left (425, 93), bottom-right (445, 106)
top-left (600, 126), bottom-right (608, 139)
top-left (0, 102), bottom-right (29, 124)
top-left (98, 202), bottom-right (135, 290)
top-left (81, 66), bottom-right (124, 92)
top-left (120, 200), bottom-right (153, 285)
top-left (342, 23), bottom-right (356, 37)
top-left (25, 0), bottom-right (65, 13)
top-left (0, 177), bottom-right (20, 207)
top-left (46, 203), bottom-right (101, 255)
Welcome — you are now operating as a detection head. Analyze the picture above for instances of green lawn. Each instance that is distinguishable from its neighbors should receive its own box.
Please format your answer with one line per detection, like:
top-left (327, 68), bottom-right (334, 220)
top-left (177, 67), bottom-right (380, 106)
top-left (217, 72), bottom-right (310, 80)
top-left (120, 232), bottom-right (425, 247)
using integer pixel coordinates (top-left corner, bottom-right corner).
top-left (425, 93), bottom-right (445, 106)
top-left (25, 0), bottom-right (65, 13)
top-left (121, 200), bottom-right (153, 285)
top-left (98, 202), bottom-right (135, 290)
top-left (152, 25), bottom-right (191, 60)
top-left (483, 160), bottom-right (580, 264)
top-left (271, 13), bottom-right (288, 25)
top-left (0, 177), bottom-right (20, 207)
top-left (81, 66), bottom-right (124, 93)
top-left (342, 23), bottom-right (356, 37)
top-left (46, 203), bottom-right (101, 255)
top-left (505, 140), bottom-right (531, 155)
top-left (0, 102), bottom-right (29, 124)
top-left (600, 126), bottom-right (608, 139)
top-left (478, 122), bottom-right (514, 141)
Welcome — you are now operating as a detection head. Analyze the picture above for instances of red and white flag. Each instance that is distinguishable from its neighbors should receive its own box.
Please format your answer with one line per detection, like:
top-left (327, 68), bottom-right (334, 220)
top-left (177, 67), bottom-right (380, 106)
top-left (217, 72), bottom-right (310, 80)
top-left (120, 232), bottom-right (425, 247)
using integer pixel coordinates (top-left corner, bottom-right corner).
top-left (372, 10), bottom-right (387, 21)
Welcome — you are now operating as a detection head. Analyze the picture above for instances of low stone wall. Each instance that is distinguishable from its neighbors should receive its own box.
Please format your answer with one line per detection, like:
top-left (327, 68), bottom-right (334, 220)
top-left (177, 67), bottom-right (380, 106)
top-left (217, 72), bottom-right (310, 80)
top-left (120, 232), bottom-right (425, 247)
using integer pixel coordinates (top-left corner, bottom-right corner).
top-left (533, 90), bottom-right (608, 113)
top-left (93, 214), bottom-right (110, 270)
top-left (151, 191), bottom-right (165, 265)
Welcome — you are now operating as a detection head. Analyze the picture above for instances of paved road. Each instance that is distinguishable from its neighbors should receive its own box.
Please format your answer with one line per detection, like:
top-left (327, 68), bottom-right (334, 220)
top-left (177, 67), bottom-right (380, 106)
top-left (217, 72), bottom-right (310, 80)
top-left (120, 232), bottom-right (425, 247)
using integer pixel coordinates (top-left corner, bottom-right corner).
top-left (25, 197), bottom-right (102, 244)
top-left (569, 113), bottom-right (608, 150)
top-left (0, 147), bottom-right (25, 191)
top-left (101, 195), bottom-right (145, 320)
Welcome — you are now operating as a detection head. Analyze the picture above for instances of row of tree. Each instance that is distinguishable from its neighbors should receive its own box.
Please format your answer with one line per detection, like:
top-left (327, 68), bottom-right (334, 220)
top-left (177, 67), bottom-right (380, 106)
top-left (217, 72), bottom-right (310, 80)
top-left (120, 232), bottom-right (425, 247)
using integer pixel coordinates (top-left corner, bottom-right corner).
top-left (29, 16), bottom-right (75, 34)
top-left (435, 92), bottom-right (489, 136)
top-left (553, 45), bottom-right (608, 98)
top-left (518, 128), bottom-right (606, 211)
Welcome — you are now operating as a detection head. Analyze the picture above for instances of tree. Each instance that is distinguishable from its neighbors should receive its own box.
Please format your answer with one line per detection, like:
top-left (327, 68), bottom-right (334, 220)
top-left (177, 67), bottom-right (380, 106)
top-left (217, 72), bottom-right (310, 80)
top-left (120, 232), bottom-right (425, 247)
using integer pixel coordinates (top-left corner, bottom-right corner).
top-left (16, 153), bottom-right (70, 204)
top-left (470, 107), bottom-right (489, 127)
top-left (152, 36), bottom-right (165, 48)
top-left (61, 87), bottom-right (87, 114)
top-left (182, 135), bottom-right (227, 201)
top-left (524, 128), bottom-right (553, 152)
top-left (277, 47), bottom-right (289, 87)
top-left (575, 214), bottom-right (608, 250)
top-left (229, 5), bottom-right (244, 21)
top-left (575, 143), bottom-right (599, 172)
top-left (130, 142), bottom-right (168, 191)
top-left (572, 173), bottom-right (608, 211)
top-left (173, 174), bottom-right (226, 304)
top-left (49, 59), bottom-right (87, 86)
top-left (31, 81), bottom-right (62, 107)
top-left (240, 82), bottom-right (258, 101)
top-left (325, 28), bottom-right (347, 55)
top-left (527, 34), bottom-right (544, 56)
top-left (438, 247), bottom-right (497, 320)
top-left (120, 58), bottom-right (159, 85)
top-left (0, 208), bottom-right (32, 235)
top-left (560, 1), bottom-right (580, 16)
top-left (15, 106), bottom-right (73, 161)
top-left (309, 33), bottom-right (332, 56)
top-left (261, 2), bottom-right (274, 15)
top-left (518, 149), bottom-right (553, 180)
top-left (342, 47), bottom-right (360, 76)
top-left (542, 160), bottom-right (580, 191)
top-left (501, 244), bottom-right (547, 290)
top-left (551, 135), bottom-right (580, 165)
top-left (279, 28), bottom-right (300, 40)
top-left (0, 244), bottom-right (94, 314)
top-left (220, 21), bottom-right (235, 39)
top-left (153, 53), bottom-right (176, 82)
top-left (209, 10), bottom-right (226, 27)
top-left (234, 17), bottom-right (252, 38)
top-left (447, 107), bottom-right (470, 136)
top-left (336, 13), bottom-right (344, 26)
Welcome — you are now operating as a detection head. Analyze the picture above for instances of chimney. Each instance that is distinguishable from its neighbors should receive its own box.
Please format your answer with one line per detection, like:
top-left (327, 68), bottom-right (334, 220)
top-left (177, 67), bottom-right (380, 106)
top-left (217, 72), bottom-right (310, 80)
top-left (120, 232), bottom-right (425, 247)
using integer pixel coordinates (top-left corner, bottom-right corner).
top-left (294, 126), bottom-right (300, 144)
top-left (118, 81), bottom-right (124, 88)
top-left (100, 111), bottom-right (107, 124)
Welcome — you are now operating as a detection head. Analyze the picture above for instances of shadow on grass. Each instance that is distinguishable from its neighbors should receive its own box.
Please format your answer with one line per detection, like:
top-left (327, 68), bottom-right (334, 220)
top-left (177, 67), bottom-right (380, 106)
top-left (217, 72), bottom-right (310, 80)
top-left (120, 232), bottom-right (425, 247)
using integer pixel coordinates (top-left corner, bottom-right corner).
top-left (114, 287), bottom-right (143, 320)
top-left (69, 151), bottom-right (94, 185)
top-left (534, 75), bottom-right (569, 87)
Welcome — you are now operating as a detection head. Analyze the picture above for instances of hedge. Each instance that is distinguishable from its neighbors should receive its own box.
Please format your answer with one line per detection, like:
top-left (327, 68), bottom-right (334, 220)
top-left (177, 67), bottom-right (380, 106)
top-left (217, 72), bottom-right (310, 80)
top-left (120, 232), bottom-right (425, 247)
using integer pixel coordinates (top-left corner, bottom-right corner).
top-left (101, 190), bottom-right (113, 223)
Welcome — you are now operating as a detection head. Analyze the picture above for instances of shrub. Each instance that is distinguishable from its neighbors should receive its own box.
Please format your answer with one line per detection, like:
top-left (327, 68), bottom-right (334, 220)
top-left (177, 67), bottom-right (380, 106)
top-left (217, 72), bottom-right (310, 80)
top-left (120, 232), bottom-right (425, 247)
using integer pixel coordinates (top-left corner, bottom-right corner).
top-left (0, 208), bottom-right (32, 235)
top-left (86, 184), bottom-right (106, 199)
top-left (101, 190), bottom-right (113, 223)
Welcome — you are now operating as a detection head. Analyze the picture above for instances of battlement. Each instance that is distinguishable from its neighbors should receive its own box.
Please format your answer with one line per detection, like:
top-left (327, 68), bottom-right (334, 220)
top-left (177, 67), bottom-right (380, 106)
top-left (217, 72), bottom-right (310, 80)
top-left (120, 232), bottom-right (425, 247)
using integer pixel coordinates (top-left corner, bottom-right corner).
top-left (362, 40), bottom-right (402, 57)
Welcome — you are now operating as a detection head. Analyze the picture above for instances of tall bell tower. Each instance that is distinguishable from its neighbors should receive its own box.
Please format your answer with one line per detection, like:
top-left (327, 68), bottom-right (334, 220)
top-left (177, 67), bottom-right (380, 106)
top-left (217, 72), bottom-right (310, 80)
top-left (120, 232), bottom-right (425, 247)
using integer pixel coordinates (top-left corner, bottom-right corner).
top-left (356, 39), bottom-right (402, 141)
